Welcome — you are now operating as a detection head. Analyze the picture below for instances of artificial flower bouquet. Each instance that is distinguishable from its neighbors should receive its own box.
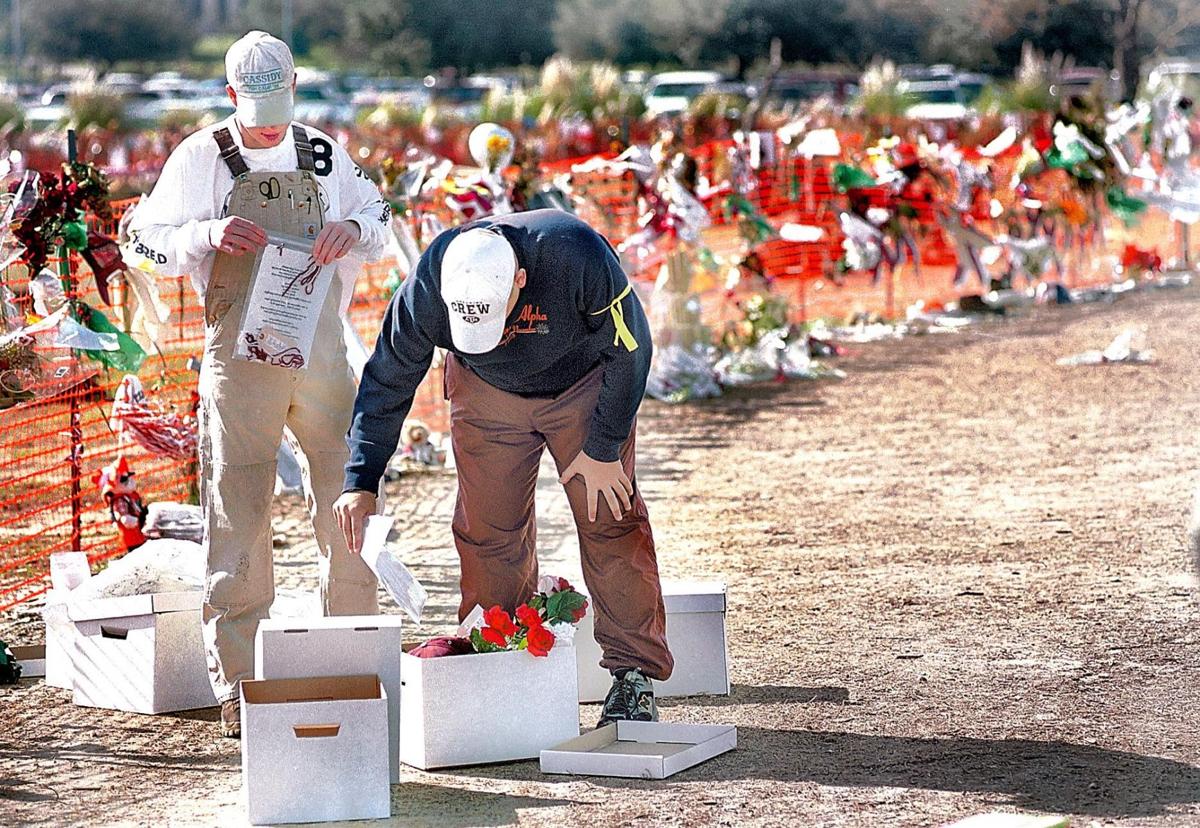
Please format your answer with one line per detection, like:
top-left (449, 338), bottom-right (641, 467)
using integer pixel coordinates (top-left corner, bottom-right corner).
top-left (400, 575), bottom-right (584, 768)
top-left (411, 575), bottom-right (588, 660)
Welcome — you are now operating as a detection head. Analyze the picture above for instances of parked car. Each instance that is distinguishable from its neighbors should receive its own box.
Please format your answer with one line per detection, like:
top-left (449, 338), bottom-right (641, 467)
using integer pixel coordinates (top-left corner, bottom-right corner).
top-left (1055, 67), bottom-right (1120, 102)
top-left (427, 76), bottom-right (504, 119)
top-left (350, 77), bottom-right (431, 111)
top-left (899, 64), bottom-right (959, 81)
top-left (99, 72), bottom-right (144, 96)
top-left (644, 71), bottom-right (723, 116)
top-left (22, 84), bottom-right (72, 127)
top-left (901, 79), bottom-right (969, 121)
top-left (292, 69), bottom-right (355, 124)
top-left (955, 73), bottom-right (992, 104)
top-left (758, 71), bottom-right (858, 107)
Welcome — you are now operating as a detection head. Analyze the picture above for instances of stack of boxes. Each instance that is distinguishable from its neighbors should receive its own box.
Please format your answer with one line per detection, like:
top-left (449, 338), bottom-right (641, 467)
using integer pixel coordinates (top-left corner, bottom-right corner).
top-left (32, 578), bottom-right (732, 824)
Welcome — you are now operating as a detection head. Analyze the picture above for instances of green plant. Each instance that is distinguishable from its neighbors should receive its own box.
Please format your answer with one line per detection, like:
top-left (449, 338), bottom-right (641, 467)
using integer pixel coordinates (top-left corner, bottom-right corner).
top-left (157, 108), bottom-right (216, 132)
top-left (479, 88), bottom-right (546, 123)
top-left (533, 54), bottom-right (646, 122)
top-left (688, 92), bottom-right (748, 120)
top-left (65, 89), bottom-right (129, 133)
top-left (1001, 43), bottom-right (1067, 113)
top-left (0, 99), bottom-right (25, 134)
top-left (359, 100), bottom-right (426, 129)
top-left (854, 60), bottom-right (917, 118)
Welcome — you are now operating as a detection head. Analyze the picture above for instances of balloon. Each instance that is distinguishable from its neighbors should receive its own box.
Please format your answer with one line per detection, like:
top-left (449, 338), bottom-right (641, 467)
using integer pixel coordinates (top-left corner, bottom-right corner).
top-left (468, 123), bottom-right (515, 172)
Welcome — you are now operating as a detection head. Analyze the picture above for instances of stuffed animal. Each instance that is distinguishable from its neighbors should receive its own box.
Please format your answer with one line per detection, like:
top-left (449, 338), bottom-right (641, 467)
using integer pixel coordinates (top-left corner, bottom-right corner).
top-left (400, 421), bottom-right (445, 468)
top-left (93, 456), bottom-right (147, 551)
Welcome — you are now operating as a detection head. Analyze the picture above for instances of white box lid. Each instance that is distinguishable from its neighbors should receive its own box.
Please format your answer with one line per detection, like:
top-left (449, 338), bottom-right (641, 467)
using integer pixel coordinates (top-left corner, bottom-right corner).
top-left (574, 581), bottom-right (726, 614)
top-left (662, 581), bottom-right (726, 614)
top-left (257, 615), bottom-right (404, 634)
top-left (67, 590), bottom-right (203, 622)
top-left (540, 720), bottom-right (736, 779)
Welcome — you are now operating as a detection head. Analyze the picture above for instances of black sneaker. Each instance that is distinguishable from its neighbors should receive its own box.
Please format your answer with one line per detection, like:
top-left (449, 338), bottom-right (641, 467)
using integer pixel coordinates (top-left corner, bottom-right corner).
top-left (597, 669), bottom-right (658, 728)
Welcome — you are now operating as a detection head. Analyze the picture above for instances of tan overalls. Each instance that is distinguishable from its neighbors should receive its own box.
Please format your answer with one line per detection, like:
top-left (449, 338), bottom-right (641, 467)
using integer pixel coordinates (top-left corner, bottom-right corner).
top-left (199, 125), bottom-right (378, 703)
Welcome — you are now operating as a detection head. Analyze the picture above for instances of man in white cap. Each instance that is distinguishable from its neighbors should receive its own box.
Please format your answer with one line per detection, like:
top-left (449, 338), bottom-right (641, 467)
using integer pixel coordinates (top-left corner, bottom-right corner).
top-left (128, 31), bottom-right (390, 736)
top-left (335, 210), bottom-right (674, 726)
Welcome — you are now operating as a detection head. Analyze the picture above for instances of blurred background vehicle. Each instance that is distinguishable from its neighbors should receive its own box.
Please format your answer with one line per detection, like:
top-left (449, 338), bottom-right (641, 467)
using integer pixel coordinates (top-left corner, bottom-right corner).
top-left (900, 78), bottom-right (969, 120)
top-left (644, 71), bottom-right (723, 116)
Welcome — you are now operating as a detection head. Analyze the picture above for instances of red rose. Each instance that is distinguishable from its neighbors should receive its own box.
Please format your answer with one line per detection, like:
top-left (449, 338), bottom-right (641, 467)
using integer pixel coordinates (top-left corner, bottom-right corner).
top-left (557, 577), bottom-right (572, 592)
top-left (571, 598), bottom-right (589, 622)
top-left (526, 624), bottom-right (555, 657)
top-left (480, 626), bottom-right (509, 648)
top-left (482, 605), bottom-right (517, 637)
top-left (515, 603), bottom-right (543, 629)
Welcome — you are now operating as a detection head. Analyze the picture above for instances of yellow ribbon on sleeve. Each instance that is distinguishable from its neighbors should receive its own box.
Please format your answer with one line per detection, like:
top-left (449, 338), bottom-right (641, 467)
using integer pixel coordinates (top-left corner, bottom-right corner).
top-left (590, 283), bottom-right (639, 352)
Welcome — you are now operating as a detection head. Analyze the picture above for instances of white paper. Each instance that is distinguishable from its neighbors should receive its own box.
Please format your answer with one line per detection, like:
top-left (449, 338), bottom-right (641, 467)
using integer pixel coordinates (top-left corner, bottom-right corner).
top-left (49, 551), bottom-right (91, 592)
top-left (360, 515), bottom-right (427, 624)
top-left (797, 128), bottom-right (841, 157)
top-left (235, 234), bottom-right (334, 370)
top-left (53, 317), bottom-right (120, 352)
top-left (779, 223), bottom-right (825, 243)
top-left (455, 604), bottom-right (486, 639)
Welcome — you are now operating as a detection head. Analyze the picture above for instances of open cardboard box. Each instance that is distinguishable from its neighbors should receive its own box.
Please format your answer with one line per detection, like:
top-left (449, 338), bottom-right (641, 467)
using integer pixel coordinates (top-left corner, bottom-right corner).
top-left (69, 590), bottom-right (215, 714)
top-left (575, 581), bottom-right (730, 702)
top-left (10, 645), bottom-right (46, 679)
top-left (540, 721), bottom-right (737, 779)
top-left (254, 615), bottom-right (404, 783)
top-left (241, 674), bottom-right (390, 825)
top-left (400, 644), bottom-right (579, 769)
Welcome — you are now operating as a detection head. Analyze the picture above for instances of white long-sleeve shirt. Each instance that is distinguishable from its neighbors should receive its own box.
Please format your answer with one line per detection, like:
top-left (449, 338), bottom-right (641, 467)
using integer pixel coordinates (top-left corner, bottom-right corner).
top-left (127, 116), bottom-right (390, 315)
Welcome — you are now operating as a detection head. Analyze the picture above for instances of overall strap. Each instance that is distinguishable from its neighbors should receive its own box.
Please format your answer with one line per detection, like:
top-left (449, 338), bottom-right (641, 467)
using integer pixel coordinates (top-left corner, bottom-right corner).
top-left (213, 127), bottom-right (250, 178)
top-left (292, 124), bottom-right (316, 173)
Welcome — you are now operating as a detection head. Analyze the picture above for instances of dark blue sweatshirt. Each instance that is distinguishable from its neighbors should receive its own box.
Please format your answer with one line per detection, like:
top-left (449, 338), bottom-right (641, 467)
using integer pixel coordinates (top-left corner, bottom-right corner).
top-left (343, 210), bottom-right (652, 494)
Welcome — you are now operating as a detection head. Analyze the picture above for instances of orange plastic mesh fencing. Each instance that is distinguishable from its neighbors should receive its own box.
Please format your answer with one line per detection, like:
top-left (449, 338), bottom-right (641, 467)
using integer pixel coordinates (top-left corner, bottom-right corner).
top-left (0, 137), bottom-right (1176, 610)
top-left (0, 201), bottom-right (204, 610)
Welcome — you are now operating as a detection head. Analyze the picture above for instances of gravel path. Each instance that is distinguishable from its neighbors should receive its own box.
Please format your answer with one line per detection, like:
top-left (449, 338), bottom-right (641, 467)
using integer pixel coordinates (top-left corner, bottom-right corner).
top-left (4, 284), bottom-right (1200, 827)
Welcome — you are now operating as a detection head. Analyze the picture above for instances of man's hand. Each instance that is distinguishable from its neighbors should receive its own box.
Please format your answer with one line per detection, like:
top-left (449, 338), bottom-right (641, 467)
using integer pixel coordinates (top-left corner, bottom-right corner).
top-left (559, 451), bottom-right (633, 522)
top-left (208, 216), bottom-right (268, 255)
top-left (333, 490), bottom-right (377, 555)
top-left (313, 220), bottom-right (361, 265)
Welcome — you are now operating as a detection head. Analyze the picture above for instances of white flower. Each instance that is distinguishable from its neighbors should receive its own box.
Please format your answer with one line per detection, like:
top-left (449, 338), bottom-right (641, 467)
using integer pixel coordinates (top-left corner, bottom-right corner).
top-left (548, 621), bottom-right (576, 645)
top-left (537, 574), bottom-right (561, 595)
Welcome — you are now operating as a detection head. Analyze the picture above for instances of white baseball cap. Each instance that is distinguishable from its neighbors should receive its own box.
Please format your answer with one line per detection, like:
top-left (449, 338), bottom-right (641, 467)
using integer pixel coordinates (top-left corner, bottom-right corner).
top-left (440, 228), bottom-right (518, 354)
top-left (225, 31), bottom-right (295, 128)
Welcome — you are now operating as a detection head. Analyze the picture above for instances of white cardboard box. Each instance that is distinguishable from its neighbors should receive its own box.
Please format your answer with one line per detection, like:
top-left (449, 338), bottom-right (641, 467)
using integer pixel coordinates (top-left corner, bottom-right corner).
top-left (540, 721), bottom-right (737, 779)
top-left (69, 590), bottom-right (216, 714)
top-left (255, 615), bottom-right (404, 783)
top-left (44, 589), bottom-right (79, 690)
top-left (575, 581), bottom-right (730, 702)
top-left (241, 674), bottom-right (391, 825)
top-left (10, 645), bottom-right (46, 679)
top-left (400, 645), bottom-right (579, 769)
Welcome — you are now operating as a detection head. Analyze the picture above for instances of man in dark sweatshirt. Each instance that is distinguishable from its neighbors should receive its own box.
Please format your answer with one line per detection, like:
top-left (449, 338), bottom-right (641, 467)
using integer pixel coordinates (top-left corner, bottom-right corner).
top-left (334, 209), bottom-right (673, 724)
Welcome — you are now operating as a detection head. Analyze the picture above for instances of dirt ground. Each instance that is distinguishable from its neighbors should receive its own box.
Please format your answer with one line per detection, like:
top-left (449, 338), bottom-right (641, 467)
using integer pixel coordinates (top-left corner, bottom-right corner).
top-left (5, 283), bottom-right (1200, 827)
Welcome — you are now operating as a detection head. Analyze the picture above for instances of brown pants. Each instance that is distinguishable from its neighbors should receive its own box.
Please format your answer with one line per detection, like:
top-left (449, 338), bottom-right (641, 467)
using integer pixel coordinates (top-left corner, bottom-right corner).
top-left (446, 355), bottom-right (673, 681)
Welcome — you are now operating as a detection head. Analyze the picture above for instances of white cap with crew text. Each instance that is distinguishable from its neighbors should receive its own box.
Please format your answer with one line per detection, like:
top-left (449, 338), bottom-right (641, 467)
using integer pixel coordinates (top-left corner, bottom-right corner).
top-left (225, 31), bottom-right (295, 128)
top-left (440, 228), bottom-right (517, 354)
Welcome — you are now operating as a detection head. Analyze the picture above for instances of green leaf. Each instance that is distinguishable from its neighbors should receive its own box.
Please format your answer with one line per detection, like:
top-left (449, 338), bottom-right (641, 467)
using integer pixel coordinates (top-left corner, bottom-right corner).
top-left (545, 590), bottom-right (587, 623)
top-left (469, 628), bottom-right (499, 654)
top-left (832, 163), bottom-right (876, 193)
